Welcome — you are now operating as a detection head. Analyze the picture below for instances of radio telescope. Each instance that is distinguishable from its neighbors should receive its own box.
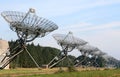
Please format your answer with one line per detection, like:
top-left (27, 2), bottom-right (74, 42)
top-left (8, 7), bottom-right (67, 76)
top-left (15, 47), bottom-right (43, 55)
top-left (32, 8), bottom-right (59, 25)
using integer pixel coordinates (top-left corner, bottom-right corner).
top-left (91, 50), bottom-right (106, 57)
top-left (90, 50), bottom-right (106, 67)
top-left (47, 32), bottom-right (87, 68)
top-left (0, 8), bottom-right (58, 69)
top-left (101, 55), bottom-right (117, 68)
top-left (75, 44), bottom-right (99, 67)
top-left (1, 8), bottom-right (58, 42)
top-left (77, 44), bottom-right (99, 56)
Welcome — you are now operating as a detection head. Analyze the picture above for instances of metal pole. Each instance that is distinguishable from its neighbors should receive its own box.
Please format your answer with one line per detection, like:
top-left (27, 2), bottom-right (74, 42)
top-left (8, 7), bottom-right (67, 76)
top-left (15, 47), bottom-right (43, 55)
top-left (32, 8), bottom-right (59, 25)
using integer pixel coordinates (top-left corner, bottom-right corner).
top-left (24, 46), bottom-right (41, 69)
top-left (0, 49), bottom-right (24, 69)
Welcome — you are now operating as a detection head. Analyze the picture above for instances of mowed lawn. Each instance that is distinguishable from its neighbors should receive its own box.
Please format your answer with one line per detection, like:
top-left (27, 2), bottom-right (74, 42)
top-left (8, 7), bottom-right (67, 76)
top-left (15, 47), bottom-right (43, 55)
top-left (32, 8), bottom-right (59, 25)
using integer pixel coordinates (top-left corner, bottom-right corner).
top-left (0, 68), bottom-right (120, 77)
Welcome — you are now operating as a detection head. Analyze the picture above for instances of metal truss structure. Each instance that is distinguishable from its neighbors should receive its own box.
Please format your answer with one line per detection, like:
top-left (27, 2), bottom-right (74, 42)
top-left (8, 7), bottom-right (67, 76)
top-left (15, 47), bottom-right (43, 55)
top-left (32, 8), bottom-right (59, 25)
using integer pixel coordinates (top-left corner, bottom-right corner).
top-left (75, 44), bottom-right (99, 66)
top-left (0, 8), bottom-right (58, 69)
top-left (47, 32), bottom-right (87, 68)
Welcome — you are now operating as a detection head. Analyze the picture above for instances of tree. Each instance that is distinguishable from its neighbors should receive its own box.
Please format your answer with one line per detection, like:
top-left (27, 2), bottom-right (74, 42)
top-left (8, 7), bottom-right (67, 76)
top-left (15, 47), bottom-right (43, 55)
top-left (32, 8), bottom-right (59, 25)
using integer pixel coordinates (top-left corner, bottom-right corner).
top-left (9, 41), bottom-right (60, 68)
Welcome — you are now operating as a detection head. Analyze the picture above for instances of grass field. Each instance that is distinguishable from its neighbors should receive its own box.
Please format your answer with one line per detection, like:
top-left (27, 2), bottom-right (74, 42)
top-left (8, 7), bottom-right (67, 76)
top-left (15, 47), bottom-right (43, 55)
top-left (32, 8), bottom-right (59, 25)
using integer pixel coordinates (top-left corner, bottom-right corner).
top-left (0, 68), bottom-right (120, 77)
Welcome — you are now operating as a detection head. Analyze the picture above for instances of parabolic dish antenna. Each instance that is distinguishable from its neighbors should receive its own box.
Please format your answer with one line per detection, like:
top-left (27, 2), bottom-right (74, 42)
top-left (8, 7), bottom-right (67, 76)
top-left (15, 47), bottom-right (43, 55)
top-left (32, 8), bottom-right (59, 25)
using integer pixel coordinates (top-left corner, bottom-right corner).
top-left (1, 8), bottom-right (58, 42)
top-left (77, 44), bottom-right (99, 52)
top-left (0, 8), bottom-right (58, 69)
top-left (74, 44), bottom-right (99, 67)
top-left (101, 54), bottom-right (110, 61)
top-left (90, 50), bottom-right (106, 67)
top-left (91, 50), bottom-right (106, 57)
top-left (77, 44), bottom-right (99, 55)
top-left (53, 32), bottom-right (87, 51)
top-left (47, 32), bottom-right (87, 68)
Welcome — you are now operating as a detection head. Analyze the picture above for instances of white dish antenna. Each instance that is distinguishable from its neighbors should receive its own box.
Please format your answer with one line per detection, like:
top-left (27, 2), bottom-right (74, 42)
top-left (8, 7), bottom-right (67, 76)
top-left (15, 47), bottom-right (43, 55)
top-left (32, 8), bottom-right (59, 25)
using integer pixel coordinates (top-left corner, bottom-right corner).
top-left (77, 44), bottom-right (99, 56)
top-left (53, 32), bottom-right (87, 51)
top-left (0, 8), bottom-right (58, 69)
top-left (1, 8), bottom-right (58, 42)
top-left (47, 32), bottom-right (87, 68)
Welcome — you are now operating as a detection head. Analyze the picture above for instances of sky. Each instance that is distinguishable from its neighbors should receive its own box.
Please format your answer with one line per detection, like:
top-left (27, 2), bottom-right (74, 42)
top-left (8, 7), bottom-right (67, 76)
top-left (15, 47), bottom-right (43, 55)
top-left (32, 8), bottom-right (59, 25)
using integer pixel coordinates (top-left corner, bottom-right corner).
top-left (0, 0), bottom-right (120, 60)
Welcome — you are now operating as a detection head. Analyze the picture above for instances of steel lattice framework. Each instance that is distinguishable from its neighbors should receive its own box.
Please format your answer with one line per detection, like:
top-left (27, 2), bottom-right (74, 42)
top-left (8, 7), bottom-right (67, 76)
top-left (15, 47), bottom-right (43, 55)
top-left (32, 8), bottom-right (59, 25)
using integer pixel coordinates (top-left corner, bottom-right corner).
top-left (1, 8), bottom-right (58, 42)
top-left (74, 44), bottom-right (99, 66)
top-left (90, 50), bottom-right (106, 57)
top-left (0, 8), bottom-right (58, 69)
top-left (89, 50), bottom-right (106, 67)
top-left (53, 32), bottom-right (87, 52)
top-left (77, 44), bottom-right (99, 56)
top-left (47, 32), bottom-right (87, 68)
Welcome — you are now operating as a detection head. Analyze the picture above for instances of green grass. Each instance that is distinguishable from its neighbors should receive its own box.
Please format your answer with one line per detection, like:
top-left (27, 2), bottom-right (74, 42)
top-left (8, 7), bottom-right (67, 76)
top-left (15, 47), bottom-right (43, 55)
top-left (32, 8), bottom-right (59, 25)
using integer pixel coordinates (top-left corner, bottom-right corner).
top-left (23, 69), bottom-right (120, 77)
top-left (0, 68), bottom-right (120, 77)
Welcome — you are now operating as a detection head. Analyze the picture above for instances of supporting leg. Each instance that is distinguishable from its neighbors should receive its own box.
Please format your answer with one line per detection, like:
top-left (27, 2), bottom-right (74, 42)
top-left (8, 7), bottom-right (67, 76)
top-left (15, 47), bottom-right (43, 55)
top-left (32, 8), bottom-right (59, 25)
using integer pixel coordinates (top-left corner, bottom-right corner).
top-left (74, 56), bottom-right (86, 67)
top-left (49, 56), bottom-right (66, 68)
top-left (0, 49), bottom-right (24, 69)
top-left (47, 51), bottom-right (67, 68)
top-left (24, 46), bottom-right (41, 69)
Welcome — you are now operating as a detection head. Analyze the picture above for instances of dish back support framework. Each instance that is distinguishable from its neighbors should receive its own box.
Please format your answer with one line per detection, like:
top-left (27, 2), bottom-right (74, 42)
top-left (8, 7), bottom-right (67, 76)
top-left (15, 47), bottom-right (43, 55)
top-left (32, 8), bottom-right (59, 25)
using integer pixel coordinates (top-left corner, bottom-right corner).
top-left (47, 32), bottom-right (87, 68)
top-left (0, 8), bottom-right (58, 69)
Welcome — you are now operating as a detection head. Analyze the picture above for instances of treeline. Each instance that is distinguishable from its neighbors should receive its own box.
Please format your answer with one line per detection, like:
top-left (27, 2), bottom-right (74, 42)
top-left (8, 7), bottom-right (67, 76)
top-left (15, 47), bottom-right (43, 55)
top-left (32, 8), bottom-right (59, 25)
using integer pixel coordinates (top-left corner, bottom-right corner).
top-left (9, 41), bottom-right (75, 68)
top-left (8, 41), bottom-right (119, 68)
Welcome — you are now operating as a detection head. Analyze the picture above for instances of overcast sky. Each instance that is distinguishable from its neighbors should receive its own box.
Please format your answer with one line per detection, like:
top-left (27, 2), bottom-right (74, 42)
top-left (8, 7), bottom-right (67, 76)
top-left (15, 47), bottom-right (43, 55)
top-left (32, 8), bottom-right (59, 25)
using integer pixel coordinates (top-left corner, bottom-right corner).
top-left (0, 0), bottom-right (120, 60)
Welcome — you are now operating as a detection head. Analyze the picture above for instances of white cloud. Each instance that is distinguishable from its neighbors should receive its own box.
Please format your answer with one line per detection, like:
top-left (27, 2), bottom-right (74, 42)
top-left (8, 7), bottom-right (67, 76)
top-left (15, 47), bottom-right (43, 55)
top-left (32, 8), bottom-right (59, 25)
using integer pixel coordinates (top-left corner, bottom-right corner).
top-left (0, 0), bottom-right (120, 17)
top-left (58, 21), bottom-right (120, 34)
top-left (40, 0), bottom-right (120, 17)
top-left (77, 21), bottom-right (120, 32)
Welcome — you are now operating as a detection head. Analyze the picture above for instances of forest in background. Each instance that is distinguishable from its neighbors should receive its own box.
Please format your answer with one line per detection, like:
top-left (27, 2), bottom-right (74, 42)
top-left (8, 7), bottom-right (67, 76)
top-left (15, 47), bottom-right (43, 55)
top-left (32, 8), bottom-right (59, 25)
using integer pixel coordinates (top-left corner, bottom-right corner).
top-left (9, 41), bottom-right (76, 68)
top-left (8, 41), bottom-right (120, 68)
